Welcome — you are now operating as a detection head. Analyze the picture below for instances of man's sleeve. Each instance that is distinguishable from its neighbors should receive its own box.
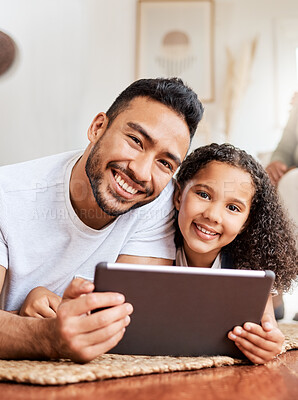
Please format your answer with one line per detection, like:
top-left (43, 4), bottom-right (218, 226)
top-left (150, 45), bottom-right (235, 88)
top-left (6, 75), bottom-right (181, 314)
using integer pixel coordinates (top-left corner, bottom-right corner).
top-left (120, 181), bottom-right (176, 260)
top-left (0, 229), bottom-right (8, 269)
top-left (0, 190), bottom-right (8, 269)
top-left (271, 104), bottom-right (298, 166)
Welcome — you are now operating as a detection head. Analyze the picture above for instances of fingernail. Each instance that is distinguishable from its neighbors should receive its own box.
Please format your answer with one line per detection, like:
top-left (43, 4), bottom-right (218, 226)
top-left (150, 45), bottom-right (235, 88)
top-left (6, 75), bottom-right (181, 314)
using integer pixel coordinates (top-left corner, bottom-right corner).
top-left (235, 327), bottom-right (242, 335)
top-left (116, 294), bottom-right (125, 302)
top-left (229, 333), bottom-right (236, 340)
top-left (264, 322), bottom-right (273, 330)
top-left (81, 281), bottom-right (93, 289)
top-left (245, 323), bottom-right (251, 331)
top-left (126, 303), bottom-right (133, 313)
top-left (124, 315), bottom-right (131, 325)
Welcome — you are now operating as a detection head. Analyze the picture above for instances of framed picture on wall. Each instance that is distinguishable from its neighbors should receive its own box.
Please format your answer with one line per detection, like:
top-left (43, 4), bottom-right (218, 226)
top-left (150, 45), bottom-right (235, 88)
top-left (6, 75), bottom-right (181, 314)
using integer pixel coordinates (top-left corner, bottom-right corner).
top-left (136, 0), bottom-right (214, 102)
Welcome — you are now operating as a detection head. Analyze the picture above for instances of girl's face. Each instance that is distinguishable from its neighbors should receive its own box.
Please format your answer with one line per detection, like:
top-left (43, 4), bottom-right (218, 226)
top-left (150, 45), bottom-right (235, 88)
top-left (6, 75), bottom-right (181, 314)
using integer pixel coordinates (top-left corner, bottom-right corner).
top-left (174, 161), bottom-right (254, 267)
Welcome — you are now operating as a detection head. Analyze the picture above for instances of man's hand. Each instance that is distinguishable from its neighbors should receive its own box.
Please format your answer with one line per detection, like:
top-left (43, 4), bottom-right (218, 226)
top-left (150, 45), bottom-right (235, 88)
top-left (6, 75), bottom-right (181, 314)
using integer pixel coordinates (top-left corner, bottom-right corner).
top-left (52, 278), bottom-right (133, 363)
top-left (19, 287), bottom-right (62, 318)
top-left (227, 312), bottom-right (284, 364)
top-left (266, 161), bottom-right (288, 185)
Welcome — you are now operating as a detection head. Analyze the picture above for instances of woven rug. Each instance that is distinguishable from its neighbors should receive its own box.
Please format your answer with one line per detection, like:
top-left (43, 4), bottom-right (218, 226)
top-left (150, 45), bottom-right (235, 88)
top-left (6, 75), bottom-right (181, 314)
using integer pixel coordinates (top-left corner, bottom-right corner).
top-left (0, 323), bottom-right (297, 386)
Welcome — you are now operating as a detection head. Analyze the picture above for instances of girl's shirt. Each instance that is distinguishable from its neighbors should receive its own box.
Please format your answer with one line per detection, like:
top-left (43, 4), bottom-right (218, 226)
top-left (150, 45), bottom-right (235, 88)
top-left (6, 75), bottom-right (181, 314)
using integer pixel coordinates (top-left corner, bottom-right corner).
top-left (175, 247), bottom-right (221, 269)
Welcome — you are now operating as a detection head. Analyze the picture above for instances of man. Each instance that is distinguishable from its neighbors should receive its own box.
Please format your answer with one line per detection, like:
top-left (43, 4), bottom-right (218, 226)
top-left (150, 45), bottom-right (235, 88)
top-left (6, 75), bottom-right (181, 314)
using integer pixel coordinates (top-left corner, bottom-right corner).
top-left (266, 95), bottom-right (298, 231)
top-left (0, 78), bottom-right (203, 362)
top-left (266, 93), bottom-right (298, 322)
top-left (266, 93), bottom-right (298, 191)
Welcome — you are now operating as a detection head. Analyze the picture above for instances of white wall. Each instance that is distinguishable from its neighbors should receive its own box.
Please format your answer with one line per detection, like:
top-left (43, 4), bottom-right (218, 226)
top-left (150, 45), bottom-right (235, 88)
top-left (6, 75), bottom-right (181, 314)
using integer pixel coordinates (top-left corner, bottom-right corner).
top-left (0, 0), bottom-right (136, 165)
top-left (1, 0), bottom-right (298, 165)
top-left (204, 0), bottom-right (298, 157)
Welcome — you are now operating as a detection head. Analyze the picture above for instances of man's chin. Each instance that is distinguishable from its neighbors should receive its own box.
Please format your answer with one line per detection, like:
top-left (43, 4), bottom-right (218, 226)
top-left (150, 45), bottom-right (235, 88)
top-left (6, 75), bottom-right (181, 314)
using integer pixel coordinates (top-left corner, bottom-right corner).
top-left (97, 197), bottom-right (157, 217)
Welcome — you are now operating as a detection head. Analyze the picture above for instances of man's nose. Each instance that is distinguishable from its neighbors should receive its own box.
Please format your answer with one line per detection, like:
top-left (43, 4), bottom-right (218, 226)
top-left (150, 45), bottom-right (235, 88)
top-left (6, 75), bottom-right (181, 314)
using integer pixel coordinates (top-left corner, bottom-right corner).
top-left (128, 154), bottom-right (153, 183)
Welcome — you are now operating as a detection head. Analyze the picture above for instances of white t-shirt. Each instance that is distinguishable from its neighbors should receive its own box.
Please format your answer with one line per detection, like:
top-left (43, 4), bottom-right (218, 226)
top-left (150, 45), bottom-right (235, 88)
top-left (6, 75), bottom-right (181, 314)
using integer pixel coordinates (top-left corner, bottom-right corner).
top-left (0, 151), bottom-right (176, 311)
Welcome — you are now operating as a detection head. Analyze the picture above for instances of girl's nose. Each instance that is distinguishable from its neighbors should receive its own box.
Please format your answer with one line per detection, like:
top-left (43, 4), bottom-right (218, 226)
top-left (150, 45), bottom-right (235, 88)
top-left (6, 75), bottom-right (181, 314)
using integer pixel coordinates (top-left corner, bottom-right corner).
top-left (202, 202), bottom-right (223, 224)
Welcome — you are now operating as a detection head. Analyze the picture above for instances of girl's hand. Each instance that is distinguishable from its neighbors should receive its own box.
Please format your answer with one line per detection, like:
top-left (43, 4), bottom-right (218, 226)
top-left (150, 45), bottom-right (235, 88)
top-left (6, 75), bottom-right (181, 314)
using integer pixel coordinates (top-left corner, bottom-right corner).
top-left (227, 312), bottom-right (285, 364)
top-left (19, 286), bottom-right (62, 318)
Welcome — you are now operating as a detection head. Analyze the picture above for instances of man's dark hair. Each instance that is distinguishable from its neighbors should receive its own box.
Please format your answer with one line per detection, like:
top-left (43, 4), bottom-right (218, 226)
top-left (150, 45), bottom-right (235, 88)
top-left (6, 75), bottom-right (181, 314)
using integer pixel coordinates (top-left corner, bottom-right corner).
top-left (106, 77), bottom-right (204, 140)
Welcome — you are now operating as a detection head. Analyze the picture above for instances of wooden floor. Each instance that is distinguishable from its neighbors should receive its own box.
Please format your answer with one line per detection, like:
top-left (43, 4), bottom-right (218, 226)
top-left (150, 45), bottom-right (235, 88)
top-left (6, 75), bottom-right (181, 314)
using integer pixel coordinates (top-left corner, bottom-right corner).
top-left (0, 350), bottom-right (297, 400)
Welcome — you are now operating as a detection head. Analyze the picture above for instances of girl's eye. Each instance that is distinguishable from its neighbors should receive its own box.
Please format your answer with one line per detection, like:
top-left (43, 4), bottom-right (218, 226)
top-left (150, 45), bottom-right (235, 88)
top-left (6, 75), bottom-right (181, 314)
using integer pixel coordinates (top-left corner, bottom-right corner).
top-left (129, 135), bottom-right (143, 148)
top-left (159, 159), bottom-right (173, 172)
top-left (227, 204), bottom-right (240, 212)
top-left (197, 191), bottom-right (210, 200)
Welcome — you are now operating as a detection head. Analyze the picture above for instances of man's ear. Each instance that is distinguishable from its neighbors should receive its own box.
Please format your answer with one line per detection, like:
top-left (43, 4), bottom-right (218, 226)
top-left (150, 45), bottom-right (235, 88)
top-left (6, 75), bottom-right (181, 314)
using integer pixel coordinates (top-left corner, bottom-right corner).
top-left (173, 181), bottom-right (182, 211)
top-left (87, 112), bottom-right (109, 144)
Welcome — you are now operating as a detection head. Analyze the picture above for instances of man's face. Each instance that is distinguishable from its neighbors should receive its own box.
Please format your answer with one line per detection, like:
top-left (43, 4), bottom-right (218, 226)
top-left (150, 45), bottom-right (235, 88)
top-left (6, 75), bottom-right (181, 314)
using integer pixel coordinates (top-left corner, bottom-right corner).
top-left (85, 97), bottom-right (190, 216)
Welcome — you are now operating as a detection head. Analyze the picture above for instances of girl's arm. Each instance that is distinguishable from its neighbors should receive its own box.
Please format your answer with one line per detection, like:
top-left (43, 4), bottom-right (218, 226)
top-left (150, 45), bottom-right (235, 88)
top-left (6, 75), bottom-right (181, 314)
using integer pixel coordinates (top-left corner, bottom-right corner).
top-left (227, 294), bottom-right (285, 364)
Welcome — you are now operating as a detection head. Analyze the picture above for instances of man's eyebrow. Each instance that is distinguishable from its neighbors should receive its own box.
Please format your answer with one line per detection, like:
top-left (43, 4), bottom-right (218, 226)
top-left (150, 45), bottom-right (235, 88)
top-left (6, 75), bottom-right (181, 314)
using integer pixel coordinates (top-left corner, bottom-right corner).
top-left (164, 152), bottom-right (182, 167)
top-left (127, 122), bottom-right (156, 145)
top-left (127, 122), bottom-right (182, 167)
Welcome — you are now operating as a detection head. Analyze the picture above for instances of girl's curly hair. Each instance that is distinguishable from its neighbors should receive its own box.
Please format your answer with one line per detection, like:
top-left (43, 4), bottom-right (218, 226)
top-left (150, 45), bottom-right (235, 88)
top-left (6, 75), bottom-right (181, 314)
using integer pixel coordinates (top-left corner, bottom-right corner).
top-left (175, 143), bottom-right (298, 292)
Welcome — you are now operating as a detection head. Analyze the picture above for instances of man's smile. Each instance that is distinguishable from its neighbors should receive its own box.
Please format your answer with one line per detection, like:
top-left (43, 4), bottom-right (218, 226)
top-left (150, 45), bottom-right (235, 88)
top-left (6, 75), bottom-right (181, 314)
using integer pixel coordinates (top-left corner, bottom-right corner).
top-left (110, 168), bottom-right (148, 200)
top-left (114, 172), bottom-right (138, 195)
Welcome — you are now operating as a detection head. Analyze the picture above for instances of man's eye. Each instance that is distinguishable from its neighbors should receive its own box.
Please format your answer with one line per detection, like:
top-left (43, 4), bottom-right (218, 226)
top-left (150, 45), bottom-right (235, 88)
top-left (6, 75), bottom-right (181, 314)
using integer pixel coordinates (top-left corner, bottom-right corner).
top-left (129, 135), bottom-right (142, 148)
top-left (197, 191), bottom-right (210, 200)
top-left (227, 204), bottom-right (240, 212)
top-left (159, 160), bottom-right (173, 172)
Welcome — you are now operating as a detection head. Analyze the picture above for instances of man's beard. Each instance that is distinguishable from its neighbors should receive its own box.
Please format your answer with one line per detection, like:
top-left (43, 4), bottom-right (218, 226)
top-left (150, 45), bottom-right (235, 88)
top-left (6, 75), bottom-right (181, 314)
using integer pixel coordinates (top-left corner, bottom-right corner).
top-left (85, 139), bottom-right (155, 217)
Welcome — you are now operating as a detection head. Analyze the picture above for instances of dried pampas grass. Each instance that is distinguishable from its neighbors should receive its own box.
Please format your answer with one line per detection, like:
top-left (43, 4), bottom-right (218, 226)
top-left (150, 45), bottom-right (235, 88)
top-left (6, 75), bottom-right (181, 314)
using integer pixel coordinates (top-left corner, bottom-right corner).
top-left (223, 37), bottom-right (258, 141)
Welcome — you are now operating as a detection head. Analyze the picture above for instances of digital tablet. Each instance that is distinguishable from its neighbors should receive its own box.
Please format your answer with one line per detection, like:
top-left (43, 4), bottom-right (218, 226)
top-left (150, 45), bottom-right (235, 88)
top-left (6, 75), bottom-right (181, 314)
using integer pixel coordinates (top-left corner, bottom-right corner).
top-left (94, 262), bottom-right (275, 358)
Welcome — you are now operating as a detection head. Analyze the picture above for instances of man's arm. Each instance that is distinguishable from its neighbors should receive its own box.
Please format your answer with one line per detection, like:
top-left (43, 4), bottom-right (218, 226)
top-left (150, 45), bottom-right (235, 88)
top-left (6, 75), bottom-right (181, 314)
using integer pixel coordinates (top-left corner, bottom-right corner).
top-left (270, 102), bottom-right (298, 168)
top-left (0, 310), bottom-right (56, 359)
top-left (0, 266), bottom-right (53, 359)
top-left (266, 161), bottom-right (288, 185)
top-left (0, 272), bottom-right (133, 362)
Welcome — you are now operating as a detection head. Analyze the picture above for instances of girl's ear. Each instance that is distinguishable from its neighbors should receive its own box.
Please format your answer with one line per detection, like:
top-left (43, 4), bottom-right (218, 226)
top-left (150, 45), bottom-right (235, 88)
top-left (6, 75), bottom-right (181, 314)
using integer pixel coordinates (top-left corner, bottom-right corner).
top-left (173, 182), bottom-right (182, 211)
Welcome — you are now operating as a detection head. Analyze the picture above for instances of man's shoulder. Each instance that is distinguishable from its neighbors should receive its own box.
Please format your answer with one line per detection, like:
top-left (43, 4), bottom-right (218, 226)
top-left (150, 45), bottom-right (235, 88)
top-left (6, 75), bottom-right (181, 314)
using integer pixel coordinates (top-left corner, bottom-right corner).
top-left (0, 150), bottom-right (82, 193)
top-left (119, 179), bottom-right (175, 226)
top-left (137, 179), bottom-right (175, 212)
top-left (152, 179), bottom-right (174, 203)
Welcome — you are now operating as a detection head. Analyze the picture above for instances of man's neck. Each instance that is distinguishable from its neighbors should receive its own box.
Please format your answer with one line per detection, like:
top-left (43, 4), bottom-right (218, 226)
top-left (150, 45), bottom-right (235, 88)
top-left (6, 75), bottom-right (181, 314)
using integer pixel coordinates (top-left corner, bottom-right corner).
top-left (69, 150), bottom-right (116, 230)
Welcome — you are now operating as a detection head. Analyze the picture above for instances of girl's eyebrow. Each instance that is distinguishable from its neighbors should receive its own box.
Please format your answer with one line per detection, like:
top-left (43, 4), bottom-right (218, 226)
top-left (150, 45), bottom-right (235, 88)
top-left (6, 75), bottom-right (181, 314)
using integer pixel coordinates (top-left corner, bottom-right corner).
top-left (194, 183), bottom-right (213, 191)
top-left (226, 197), bottom-right (247, 209)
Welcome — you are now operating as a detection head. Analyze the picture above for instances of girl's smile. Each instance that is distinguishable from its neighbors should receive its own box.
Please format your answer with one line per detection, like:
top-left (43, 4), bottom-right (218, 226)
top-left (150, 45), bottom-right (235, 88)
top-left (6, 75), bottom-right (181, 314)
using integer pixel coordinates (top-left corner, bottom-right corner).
top-left (193, 223), bottom-right (220, 240)
top-left (174, 161), bottom-right (255, 268)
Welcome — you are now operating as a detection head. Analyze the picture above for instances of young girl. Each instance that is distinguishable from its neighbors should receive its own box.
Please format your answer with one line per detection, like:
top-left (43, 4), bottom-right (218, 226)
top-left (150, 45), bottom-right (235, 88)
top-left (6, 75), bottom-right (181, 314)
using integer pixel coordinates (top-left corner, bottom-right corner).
top-left (174, 143), bottom-right (298, 364)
